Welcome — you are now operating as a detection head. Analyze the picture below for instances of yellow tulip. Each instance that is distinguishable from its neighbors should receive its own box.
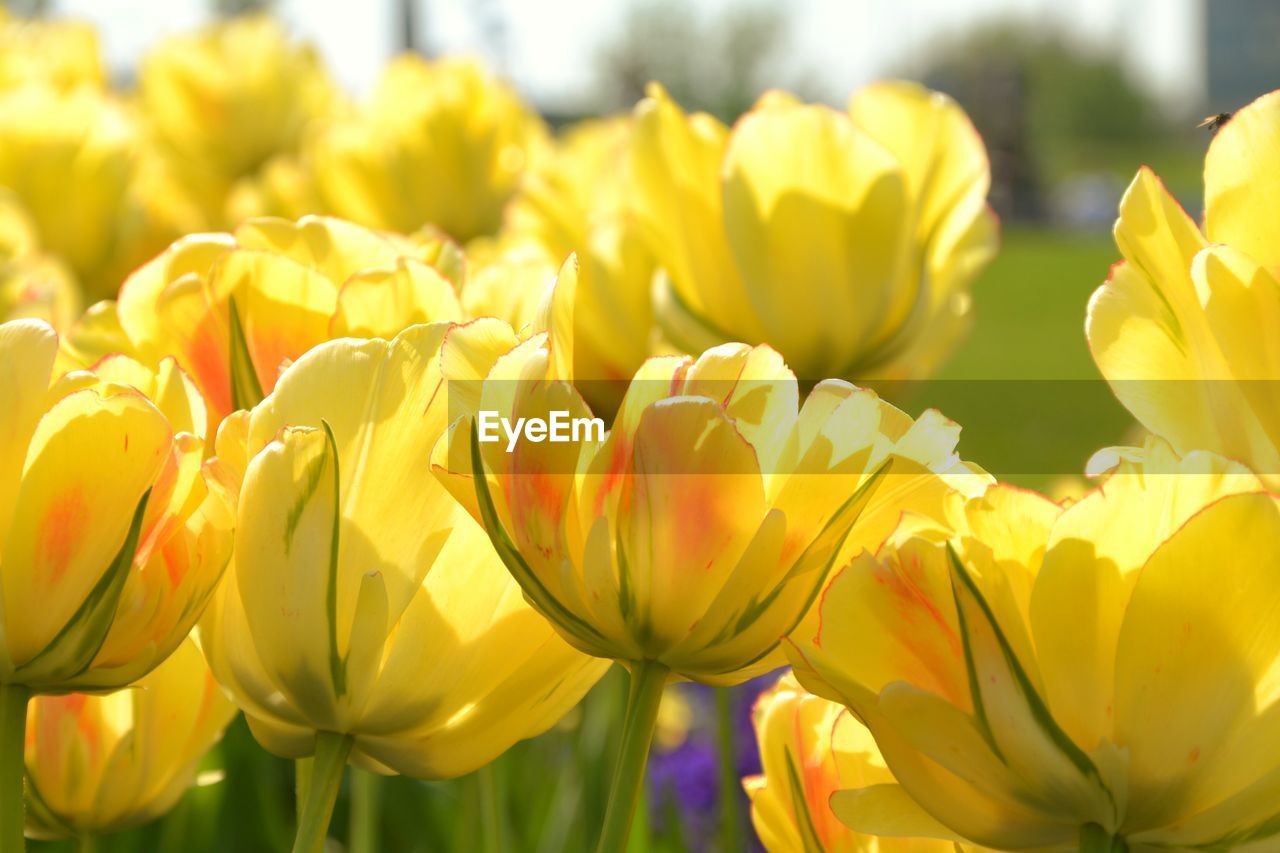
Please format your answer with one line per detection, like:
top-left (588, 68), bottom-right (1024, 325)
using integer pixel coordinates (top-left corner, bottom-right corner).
top-left (628, 82), bottom-right (997, 384)
top-left (436, 263), bottom-right (986, 848)
top-left (0, 319), bottom-right (234, 691)
top-left (140, 14), bottom-right (337, 227)
top-left (0, 12), bottom-right (104, 93)
top-left (444, 278), bottom-right (985, 681)
top-left (0, 318), bottom-right (234, 850)
top-left (0, 192), bottom-right (80, 330)
top-left (746, 671), bottom-right (963, 852)
top-left (1088, 89), bottom-right (1280, 489)
top-left (786, 438), bottom-right (1280, 849)
top-left (23, 637), bottom-right (236, 840)
top-left (0, 254), bottom-right (80, 333)
top-left (200, 321), bottom-right (606, 849)
top-left (0, 83), bottom-right (175, 301)
top-left (77, 215), bottom-right (463, 433)
top-left (224, 152), bottom-right (326, 225)
top-left (311, 56), bottom-right (546, 242)
top-left (493, 116), bottom-right (658, 417)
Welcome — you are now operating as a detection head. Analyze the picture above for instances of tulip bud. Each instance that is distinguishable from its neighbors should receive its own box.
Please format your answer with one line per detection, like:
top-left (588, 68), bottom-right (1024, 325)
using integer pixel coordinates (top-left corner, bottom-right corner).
top-left (23, 637), bottom-right (236, 839)
top-left (746, 671), bottom-right (970, 852)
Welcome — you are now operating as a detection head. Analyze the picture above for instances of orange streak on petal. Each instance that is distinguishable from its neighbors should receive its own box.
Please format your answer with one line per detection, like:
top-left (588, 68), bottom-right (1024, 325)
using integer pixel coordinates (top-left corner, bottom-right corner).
top-left (37, 489), bottom-right (87, 587)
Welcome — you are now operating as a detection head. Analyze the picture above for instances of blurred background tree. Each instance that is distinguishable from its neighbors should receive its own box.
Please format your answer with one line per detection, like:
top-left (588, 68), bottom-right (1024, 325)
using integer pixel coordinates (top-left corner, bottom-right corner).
top-left (210, 0), bottom-right (272, 16)
top-left (912, 23), bottom-right (1201, 223)
top-left (595, 0), bottom-right (809, 123)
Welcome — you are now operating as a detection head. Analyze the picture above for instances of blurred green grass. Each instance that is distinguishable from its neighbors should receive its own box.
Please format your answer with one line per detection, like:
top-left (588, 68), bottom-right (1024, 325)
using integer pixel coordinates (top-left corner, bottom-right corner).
top-left (30, 228), bottom-right (1137, 853)
top-left (904, 226), bottom-right (1136, 491)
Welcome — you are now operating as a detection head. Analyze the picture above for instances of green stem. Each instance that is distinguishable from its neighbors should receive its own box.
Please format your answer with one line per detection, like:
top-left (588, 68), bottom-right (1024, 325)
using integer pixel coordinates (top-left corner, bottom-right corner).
top-left (714, 687), bottom-right (742, 853)
top-left (478, 763), bottom-right (504, 853)
top-left (0, 683), bottom-right (30, 853)
top-left (291, 732), bottom-right (352, 853)
top-left (596, 660), bottom-right (669, 853)
top-left (294, 757), bottom-right (313, 826)
top-left (348, 769), bottom-right (381, 853)
top-left (1080, 823), bottom-right (1128, 853)
top-left (76, 834), bottom-right (95, 853)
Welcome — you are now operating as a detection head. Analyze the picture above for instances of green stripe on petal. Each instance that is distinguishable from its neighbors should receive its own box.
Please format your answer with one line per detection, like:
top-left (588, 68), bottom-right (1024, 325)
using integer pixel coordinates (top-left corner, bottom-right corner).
top-left (15, 490), bottom-right (150, 688)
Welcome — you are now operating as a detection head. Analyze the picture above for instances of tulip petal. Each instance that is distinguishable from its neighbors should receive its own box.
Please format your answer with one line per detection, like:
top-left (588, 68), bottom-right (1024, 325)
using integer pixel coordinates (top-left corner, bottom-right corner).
top-left (1032, 440), bottom-right (1260, 753)
top-left (2, 388), bottom-right (170, 674)
top-left (629, 85), bottom-right (755, 341)
top-left (13, 489), bottom-right (148, 687)
top-left (212, 249), bottom-right (338, 397)
top-left (1204, 90), bottom-right (1280, 270)
top-left (829, 784), bottom-right (968, 842)
top-left (947, 546), bottom-right (1119, 827)
top-left (0, 319), bottom-right (58, 557)
top-left (235, 215), bottom-right (414, 285)
top-left (330, 258), bottom-right (463, 338)
top-left (235, 425), bottom-right (343, 727)
top-left (723, 102), bottom-right (908, 377)
top-left (618, 397), bottom-right (767, 658)
top-left (469, 422), bottom-right (610, 654)
top-left (1114, 493), bottom-right (1280, 833)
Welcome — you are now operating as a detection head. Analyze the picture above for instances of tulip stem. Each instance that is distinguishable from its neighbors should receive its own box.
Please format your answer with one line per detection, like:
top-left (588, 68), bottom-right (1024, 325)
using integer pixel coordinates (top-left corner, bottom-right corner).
top-left (349, 769), bottom-right (381, 853)
top-left (294, 757), bottom-right (313, 826)
top-left (596, 660), bottom-right (669, 853)
top-left (477, 764), bottom-right (505, 853)
top-left (714, 687), bottom-right (743, 853)
top-left (0, 683), bottom-right (30, 853)
top-left (291, 732), bottom-right (352, 853)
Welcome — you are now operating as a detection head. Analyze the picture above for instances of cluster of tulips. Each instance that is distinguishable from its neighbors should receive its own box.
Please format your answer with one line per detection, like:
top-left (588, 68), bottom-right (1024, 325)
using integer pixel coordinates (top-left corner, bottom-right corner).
top-left (4, 9), bottom-right (1280, 853)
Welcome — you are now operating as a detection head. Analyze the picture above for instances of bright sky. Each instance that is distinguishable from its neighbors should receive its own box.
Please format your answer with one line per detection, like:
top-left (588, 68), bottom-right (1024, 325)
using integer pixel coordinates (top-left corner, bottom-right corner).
top-left (55, 0), bottom-right (1203, 112)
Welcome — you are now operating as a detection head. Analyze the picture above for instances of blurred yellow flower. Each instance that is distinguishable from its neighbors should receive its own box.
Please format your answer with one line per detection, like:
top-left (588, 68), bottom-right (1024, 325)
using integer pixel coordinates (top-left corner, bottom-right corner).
top-left (492, 116), bottom-right (658, 417)
top-left (1088, 89), bottom-right (1280, 489)
top-left (139, 14), bottom-right (338, 227)
top-left (653, 685), bottom-right (693, 753)
top-left (201, 321), bottom-right (606, 778)
top-left (628, 81), bottom-right (997, 384)
top-left (78, 215), bottom-right (463, 431)
top-left (746, 671), bottom-right (963, 853)
top-left (0, 83), bottom-right (175, 301)
top-left (0, 191), bottom-right (80, 330)
top-left (0, 12), bottom-right (104, 92)
top-left (312, 56), bottom-right (546, 243)
top-left (0, 319), bottom-right (235, 693)
top-left (23, 637), bottom-right (235, 839)
top-left (787, 439), bottom-right (1280, 849)
top-left (439, 266), bottom-right (987, 684)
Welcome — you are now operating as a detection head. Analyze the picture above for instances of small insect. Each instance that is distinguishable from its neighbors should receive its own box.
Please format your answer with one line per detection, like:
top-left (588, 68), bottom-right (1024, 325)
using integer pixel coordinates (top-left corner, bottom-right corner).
top-left (1198, 112), bottom-right (1233, 132)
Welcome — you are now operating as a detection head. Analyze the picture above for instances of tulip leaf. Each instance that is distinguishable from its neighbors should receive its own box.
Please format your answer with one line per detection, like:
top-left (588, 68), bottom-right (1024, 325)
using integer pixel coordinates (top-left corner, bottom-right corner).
top-left (468, 421), bottom-right (610, 652)
top-left (946, 544), bottom-right (1118, 819)
top-left (14, 489), bottom-right (151, 687)
top-left (781, 745), bottom-right (825, 852)
top-left (1198, 813), bottom-right (1280, 848)
top-left (21, 772), bottom-right (63, 833)
top-left (705, 458), bottom-right (892, 675)
top-left (321, 419), bottom-right (347, 698)
top-left (228, 295), bottom-right (265, 411)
